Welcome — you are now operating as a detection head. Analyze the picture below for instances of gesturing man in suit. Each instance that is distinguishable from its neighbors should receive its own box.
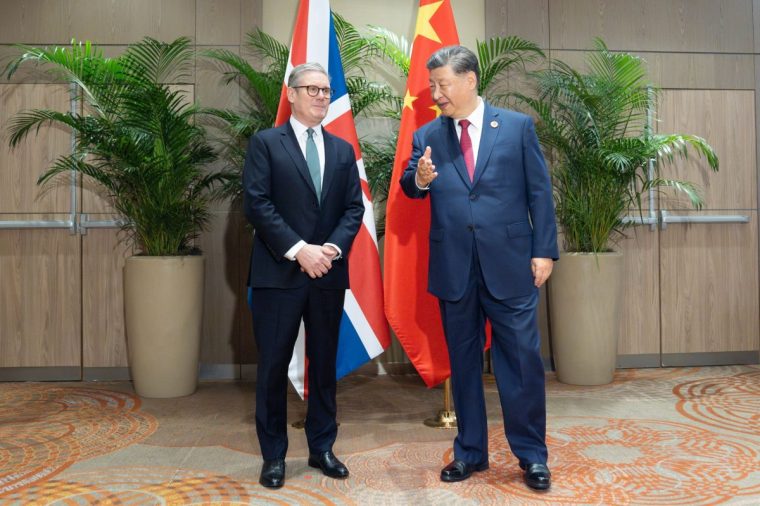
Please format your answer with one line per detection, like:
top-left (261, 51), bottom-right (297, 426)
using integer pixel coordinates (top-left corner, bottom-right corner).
top-left (243, 62), bottom-right (364, 488)
top-left (400, 46), bottom-right (559, 491)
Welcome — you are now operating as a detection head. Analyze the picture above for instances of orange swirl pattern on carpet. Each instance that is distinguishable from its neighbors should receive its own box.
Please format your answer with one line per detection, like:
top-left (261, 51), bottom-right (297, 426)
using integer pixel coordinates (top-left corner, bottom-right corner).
top-left (674, 370), bottom-right (760, 436)
top-left (0, 385), bottom-right (157, 497)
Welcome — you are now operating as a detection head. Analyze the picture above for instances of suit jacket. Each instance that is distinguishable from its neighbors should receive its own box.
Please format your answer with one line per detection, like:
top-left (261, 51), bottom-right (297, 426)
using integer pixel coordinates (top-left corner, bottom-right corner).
top-left (400, 102), bottom-right (559, 301)
top-left (243, 122), bottom-right (364, 290)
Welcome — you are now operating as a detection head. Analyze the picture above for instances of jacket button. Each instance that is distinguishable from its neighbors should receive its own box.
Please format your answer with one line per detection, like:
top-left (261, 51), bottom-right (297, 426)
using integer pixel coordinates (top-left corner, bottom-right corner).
top-left (469, 193), bottom-right (478, 200)
top-left (467, 224), bottom-right (474, 231)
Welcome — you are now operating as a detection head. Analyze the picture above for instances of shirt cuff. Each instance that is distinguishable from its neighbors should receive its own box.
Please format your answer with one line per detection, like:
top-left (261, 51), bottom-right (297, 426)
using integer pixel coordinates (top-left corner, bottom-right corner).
top-left (415, 175), bottom-right (430, 191)
top-left (324, 243), bottom-right (342, 260)
top-left (284, 240), bottom-right (306, 261)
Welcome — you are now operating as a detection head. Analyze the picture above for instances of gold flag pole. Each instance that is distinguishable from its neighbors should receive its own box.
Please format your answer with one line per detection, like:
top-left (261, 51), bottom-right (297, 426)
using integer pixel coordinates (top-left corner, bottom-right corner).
top-left (424, 378), bottom-right (457, 428)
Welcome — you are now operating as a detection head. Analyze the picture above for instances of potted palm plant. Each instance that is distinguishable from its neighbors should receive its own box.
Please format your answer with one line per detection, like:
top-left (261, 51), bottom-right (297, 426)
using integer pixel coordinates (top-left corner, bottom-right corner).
top-left (516, 39), bottom-right (719, 385)
top-left (5, 37), bottom-right (229, 397)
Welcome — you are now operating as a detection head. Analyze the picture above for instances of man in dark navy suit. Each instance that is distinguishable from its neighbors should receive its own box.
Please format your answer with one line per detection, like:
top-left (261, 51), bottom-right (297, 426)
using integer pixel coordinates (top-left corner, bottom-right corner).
top-left (243, 62), bottom-right (364, 489)
top-left (400, 46), bottom-right (559, 491)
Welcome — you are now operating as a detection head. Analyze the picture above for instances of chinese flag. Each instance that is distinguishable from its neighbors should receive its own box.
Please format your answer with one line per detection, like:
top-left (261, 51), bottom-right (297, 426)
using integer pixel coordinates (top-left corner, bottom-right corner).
top-left (383, 0), bottom-right (460, 387)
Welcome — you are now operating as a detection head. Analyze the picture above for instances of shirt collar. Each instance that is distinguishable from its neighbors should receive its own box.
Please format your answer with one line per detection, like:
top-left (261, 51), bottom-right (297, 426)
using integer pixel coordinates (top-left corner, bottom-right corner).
top-left (460, 97), bottom-right (485, 131)
top-left (290, 116), bottom-right (322, 140)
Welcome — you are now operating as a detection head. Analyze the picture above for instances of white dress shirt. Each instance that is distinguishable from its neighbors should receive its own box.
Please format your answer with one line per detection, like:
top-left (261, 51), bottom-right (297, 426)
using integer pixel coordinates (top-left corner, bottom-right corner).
top-left (284, 117), bottom-right (342, 261)
top-left (417, 97), bottom-right (485, 190)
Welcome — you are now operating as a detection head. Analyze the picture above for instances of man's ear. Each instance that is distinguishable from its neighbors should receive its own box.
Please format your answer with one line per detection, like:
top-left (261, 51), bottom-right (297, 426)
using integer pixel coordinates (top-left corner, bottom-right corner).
top-left (286, 87), bottom-right (296, 103)
top-left (468, 71), bottom-right (477, 90)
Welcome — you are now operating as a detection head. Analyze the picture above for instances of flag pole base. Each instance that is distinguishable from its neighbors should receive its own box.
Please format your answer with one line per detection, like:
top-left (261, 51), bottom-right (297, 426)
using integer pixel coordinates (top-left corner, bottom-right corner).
top-left (424, 409), bottom-right (457, 429)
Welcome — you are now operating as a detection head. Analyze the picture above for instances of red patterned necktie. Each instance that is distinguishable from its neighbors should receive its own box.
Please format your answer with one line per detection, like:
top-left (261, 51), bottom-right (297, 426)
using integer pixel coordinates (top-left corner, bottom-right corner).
top-left (459, 119), bottom-right (475, 181)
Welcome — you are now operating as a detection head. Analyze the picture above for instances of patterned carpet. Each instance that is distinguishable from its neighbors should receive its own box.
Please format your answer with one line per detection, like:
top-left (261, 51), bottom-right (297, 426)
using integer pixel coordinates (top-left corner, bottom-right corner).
top-left (0, 366), bottom-right (758, 505)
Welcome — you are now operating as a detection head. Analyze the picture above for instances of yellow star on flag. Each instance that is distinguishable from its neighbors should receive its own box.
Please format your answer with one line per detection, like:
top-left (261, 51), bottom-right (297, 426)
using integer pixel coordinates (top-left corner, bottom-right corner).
top-left (403, 90), bottom-right (418, 111)
top-left (429, 104), bottom-right (442, 117)
top-left (414, 1), bottom-right (444, 43)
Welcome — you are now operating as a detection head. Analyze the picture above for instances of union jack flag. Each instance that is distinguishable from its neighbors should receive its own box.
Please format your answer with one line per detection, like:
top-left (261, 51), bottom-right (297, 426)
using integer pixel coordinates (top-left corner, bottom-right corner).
top-left (274, 0), bottom-right (390, 398)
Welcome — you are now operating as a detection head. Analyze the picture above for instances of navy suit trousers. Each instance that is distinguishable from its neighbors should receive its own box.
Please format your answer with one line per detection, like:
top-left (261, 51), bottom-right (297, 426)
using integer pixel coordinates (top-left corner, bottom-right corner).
top-left (438, 244), bottom-right (548, 466)
top-left (251, 284), bottom-right (344, 460)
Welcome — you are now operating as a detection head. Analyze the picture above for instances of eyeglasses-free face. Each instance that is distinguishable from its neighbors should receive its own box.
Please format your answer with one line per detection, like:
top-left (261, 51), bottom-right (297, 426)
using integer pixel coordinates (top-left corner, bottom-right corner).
top-left (292, 85), bottom-right (333, 98)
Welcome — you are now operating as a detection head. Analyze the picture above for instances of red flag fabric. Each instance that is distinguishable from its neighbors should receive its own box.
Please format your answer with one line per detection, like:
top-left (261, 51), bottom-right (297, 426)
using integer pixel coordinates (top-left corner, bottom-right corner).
top-left (383, 0), bottom-right (460, 387)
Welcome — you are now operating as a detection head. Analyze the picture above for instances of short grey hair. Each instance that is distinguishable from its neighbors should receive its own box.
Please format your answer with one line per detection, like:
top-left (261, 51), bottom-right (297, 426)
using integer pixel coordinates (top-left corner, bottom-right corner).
top-left (426, 45), bottom-right (480, 88)
top-left (288, 62), bottom-right (329, 87)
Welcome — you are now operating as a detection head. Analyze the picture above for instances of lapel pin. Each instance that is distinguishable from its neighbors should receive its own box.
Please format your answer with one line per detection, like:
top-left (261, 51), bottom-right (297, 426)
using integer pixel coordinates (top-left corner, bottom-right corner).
top-left (490, 120), bottom-right (499, 128)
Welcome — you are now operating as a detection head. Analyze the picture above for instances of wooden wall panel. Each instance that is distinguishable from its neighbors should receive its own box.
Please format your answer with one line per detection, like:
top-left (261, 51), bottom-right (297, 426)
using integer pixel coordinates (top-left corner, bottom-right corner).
top-left (82, 227), bottom-right (131, 367)
top-left (241, 0), bottom-right (264, 43)
top-left (617, 227), bottom-right (660, 355)
top-left (660, 211), bottom-right (759, 353)
top-left (197, 211), bottom-right (243, 364)
top-left (485, 0), bottom-right (549, 47)
top-left (197, 49), bottom-right (241, 214)
top-left (551, 51), bottom-right (755, 91)
top-left (0, 228), bottom-right (80, 367)
top-left (197, 0), bottom-right (242, 46)
top-left (549, 0), bottom-right (753, 53)
top-left (0, 0), bottom-right (195, 45)
top-left (0, 84), bottom-right (72, 213)
top-left (658, 90), bottom-right (756, 211)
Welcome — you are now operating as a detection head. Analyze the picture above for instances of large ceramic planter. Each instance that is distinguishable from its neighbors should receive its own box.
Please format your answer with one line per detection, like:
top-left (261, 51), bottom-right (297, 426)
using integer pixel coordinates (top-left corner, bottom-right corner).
top-left (124, 255), bottom-right (204, 398)
top-left (548, 252), bottom-right (624, 385)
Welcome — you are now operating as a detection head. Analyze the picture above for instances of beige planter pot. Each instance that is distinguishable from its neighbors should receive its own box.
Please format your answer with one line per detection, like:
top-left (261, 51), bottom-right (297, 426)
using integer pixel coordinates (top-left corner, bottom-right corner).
top-left (548, 252), bottom-right (624, 385)
top-left (124, 255), bottom-right (204, 398)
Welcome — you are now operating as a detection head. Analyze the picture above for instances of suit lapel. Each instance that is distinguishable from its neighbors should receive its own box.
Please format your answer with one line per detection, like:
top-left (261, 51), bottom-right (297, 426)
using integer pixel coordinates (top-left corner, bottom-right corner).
top-left (443, 116), bottom-right (473, 188)
top-left (280, 123), bottom-right (319, 198)
top-left (320, 127), bottom-right (336, 203)
top-left (472, 102), bottom-right (499, 188)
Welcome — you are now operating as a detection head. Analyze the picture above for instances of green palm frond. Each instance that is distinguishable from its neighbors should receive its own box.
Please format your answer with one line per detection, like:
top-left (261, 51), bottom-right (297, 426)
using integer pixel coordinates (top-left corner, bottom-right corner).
top-left (121, 36), bottom-right (194, 84)
top-left (345, 76), bottom-right (398, 117)
top-left (477, 36), bottom-right (544, 96)
top-left (245, 28), bottom-right (289, 77)
top-left (6, 36), bottom-right (227, 256)
top-left (517, 38), bottom-right (719, 253)
top-left (333, 12), bottom-right (377, 75)
top-left (366, 25), bottom-right (410, 76)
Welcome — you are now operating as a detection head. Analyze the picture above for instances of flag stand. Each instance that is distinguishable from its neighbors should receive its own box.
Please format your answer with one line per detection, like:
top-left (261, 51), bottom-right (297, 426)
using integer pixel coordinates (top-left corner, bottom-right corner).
top-left (424, 378), bottom-right (457, 428)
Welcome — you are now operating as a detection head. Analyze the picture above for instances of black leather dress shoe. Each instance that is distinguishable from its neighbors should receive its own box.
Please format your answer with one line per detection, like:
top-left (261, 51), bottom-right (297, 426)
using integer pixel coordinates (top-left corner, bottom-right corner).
top-left (440, 459), bottom-right (489, 482)
top-left (308, 450), bottom-right (349, 479)
top-left (523, 462), bottom-right (551, 490)
top-left (259, 458), bottom-right (285, 488)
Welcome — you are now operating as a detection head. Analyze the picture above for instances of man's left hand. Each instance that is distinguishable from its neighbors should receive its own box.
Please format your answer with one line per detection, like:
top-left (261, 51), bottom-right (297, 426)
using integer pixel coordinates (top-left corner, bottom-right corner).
top-left (531, 258), bottom-right (553, 288)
